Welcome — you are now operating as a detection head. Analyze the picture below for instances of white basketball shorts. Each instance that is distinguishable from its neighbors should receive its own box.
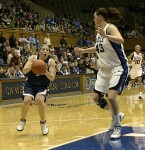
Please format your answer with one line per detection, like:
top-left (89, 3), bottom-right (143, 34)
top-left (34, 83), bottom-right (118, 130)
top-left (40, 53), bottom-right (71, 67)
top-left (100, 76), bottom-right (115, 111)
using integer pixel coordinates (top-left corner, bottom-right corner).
top-left (129, 67), bottom-right (142, 79)
top-left (94, 65), bottom-right (128, 94)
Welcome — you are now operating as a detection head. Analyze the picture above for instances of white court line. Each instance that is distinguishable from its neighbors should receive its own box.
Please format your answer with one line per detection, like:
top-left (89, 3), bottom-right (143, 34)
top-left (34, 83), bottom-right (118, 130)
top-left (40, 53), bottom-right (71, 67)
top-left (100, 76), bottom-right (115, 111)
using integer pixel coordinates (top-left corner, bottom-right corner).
top-left (0, 116), bottom-right (145, 125)
top-left (0, 115), bottom-right (145, 125)
top-left (43, 121), bottom-right (145, 150)
top-left (1, 98), bottom-right (145, 149)
top-left (43, 130), bottom-right (108, 150)
top-left (123, 133), bottom-right (145, 137)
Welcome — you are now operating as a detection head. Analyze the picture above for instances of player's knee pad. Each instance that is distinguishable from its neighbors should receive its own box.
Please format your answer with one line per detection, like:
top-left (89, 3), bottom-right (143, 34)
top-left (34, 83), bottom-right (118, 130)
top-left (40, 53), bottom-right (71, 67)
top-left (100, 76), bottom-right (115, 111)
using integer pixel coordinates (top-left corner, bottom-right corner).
top-left (96, 93), bottom-right (107, 109)
top-left (97, 97), bottom-right (107, 109)
top-left (94, 90), bottom-right (108, 109)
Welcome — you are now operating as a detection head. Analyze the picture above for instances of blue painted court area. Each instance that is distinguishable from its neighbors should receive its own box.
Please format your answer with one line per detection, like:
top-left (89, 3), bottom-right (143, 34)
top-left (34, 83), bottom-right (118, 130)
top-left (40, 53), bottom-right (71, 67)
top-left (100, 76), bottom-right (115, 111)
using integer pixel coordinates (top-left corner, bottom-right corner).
top-left (52, 126), bottom-right (145, 150)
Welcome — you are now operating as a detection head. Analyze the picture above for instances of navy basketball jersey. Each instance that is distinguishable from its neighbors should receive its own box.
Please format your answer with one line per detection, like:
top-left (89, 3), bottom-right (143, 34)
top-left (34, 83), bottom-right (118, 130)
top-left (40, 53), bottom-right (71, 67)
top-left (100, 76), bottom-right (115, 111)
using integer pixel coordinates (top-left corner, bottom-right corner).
top-left (95, 24), bottom-right (128, 68)
top-left (26, 55), bottom-right (51, 88)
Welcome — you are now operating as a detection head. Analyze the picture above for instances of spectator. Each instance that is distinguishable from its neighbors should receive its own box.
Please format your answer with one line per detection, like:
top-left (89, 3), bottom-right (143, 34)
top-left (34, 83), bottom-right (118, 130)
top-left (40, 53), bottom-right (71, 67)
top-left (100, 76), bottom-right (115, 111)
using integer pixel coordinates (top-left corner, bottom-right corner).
top-left (43, 33), bottom-right (51, 46)
top-left (2, 40), bottom-right (11, 64)
top-left (56, 64), bottom-right (63, 75)
top-left (5, 67), bottom-right (17, 78)
top-left (28, 33), bottom-right (36, 45)
top-left (9, 51), bottom-right (20, 67)
top-left (60, 35), bottom-right (67, 47)
top-left (15, 65), bottom-right (25, 78)
top-left (49, 45), bottom-right (58, 62)
top-left (0, 58), bottom-right (4, 66)
top-left (0, 67), bottom-right (7, 78)
top-left (35, 34), bottom-right (40, 50)
top-left (9, 33), bottom-right (16, 48)
top-left (76, 35), bottom-right (84, 47)
top-left (0, 33), bottom-right (6, 45)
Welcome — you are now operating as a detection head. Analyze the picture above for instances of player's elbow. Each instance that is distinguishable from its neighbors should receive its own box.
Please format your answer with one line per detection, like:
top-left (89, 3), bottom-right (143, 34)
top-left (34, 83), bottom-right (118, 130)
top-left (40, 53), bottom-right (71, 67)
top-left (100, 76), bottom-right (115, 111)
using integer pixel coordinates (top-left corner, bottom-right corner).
top-left (120, 38), bottom-right (124, 44)
top-left (22, 69), bottom-right (27, 75)
top-left (114, 38), bottom-right (124, 44)
top-left (49, 74), bottom-right (56, 81)
top-left (122, 39), bottom-right (124, 44)
top-left (22, 68), bottom-right (30, 75)
top-left (50, 76), bottom-right (55, 81)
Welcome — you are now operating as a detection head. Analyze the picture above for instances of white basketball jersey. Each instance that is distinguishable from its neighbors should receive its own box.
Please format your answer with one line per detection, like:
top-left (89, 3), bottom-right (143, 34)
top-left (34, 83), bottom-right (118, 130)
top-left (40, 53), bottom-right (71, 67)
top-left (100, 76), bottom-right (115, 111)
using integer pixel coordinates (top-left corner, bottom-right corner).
top-left (131, 52), bottom-right (142, 69)
top-left (95, 24), bottom-right (128, 68)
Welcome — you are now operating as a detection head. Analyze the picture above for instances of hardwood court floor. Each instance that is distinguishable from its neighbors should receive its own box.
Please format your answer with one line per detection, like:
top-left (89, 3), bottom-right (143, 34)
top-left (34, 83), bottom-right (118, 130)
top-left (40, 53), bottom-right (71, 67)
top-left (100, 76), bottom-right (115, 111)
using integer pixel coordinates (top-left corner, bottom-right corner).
top-left (0, 87), bottom-right (145, 150)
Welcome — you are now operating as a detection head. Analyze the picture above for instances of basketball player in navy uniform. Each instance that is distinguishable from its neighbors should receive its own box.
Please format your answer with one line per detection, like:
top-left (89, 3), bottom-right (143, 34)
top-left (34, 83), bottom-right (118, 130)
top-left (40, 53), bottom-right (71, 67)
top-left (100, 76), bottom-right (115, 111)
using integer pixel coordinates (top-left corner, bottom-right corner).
top-left (17, 44), bottom-right (56, 135)
top-left (127, 45), bottom-right (144, 99)
top-left (75, 7), bottom-right (129, 138)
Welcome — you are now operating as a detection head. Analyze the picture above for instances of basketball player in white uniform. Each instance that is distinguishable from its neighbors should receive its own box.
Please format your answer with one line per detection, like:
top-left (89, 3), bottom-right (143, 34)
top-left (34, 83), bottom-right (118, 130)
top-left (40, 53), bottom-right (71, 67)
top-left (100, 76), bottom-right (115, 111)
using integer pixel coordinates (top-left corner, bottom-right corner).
top-left (128, 45), bottom-right (144, 99)
top-left (75, 7), bottom-right (129, 139)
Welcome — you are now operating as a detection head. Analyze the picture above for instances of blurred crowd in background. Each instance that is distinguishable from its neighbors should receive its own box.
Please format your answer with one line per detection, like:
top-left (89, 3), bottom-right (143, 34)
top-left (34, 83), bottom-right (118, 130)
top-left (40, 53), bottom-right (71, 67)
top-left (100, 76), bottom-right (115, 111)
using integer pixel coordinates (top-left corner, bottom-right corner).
top-left (0, 0), bottom-right (145, 79)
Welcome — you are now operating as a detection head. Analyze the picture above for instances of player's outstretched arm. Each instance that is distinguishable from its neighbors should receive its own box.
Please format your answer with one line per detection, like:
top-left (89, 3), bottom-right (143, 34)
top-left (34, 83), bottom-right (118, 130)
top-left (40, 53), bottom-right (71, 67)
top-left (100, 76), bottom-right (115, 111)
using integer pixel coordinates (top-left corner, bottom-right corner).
top-left (74, 47), bottom-right (96, 55)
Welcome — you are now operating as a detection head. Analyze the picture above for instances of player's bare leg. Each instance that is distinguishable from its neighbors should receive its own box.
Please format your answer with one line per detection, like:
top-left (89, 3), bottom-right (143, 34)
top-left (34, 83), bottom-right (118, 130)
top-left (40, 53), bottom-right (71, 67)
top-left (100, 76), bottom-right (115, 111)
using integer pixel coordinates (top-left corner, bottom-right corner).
top-left (35, 94), bottom-right (49, 135)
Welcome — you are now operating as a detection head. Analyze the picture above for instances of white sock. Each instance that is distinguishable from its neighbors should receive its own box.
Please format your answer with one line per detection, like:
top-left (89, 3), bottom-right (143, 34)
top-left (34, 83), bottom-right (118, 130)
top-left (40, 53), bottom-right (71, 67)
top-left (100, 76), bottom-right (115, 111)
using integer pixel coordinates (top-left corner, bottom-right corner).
top-left (113, 114), bottom-right (121, 125)
top-left (139, 92), bottom-right (142, 95)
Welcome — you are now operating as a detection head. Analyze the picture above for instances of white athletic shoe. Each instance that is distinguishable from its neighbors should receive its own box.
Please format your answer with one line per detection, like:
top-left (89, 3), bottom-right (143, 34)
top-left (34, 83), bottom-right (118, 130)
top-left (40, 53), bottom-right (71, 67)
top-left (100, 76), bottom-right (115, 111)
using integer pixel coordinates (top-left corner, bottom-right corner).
top-left (108, 112), bottom-right (124, 131)
top-left (17, 119), bottom-right (26, 131)
top-left (111, 125), bottom-right (121, 139)
top-left (40, 121), bottom-right (49, 135)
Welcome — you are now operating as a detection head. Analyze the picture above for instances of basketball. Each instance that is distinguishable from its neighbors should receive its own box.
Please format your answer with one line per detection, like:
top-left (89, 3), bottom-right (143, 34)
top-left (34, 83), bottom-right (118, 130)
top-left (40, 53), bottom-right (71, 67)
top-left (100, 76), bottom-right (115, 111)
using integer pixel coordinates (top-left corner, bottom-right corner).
top-left (31, 60), bottom-right (47, 75)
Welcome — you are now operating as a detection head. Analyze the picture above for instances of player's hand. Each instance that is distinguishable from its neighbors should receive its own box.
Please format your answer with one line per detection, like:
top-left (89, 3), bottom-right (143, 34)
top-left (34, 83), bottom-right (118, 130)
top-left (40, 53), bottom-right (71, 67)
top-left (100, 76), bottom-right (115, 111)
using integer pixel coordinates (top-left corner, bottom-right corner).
top-left (43, 70), bottom-right (50, 76)
top-left (96, 26), bottom-right (106, 37)
top-left (39, 64), bottom-right (48, 75)
top-left (74, 47), bottom-right (84, 55)
top-left (29, 58), bottom-right (36, 67)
